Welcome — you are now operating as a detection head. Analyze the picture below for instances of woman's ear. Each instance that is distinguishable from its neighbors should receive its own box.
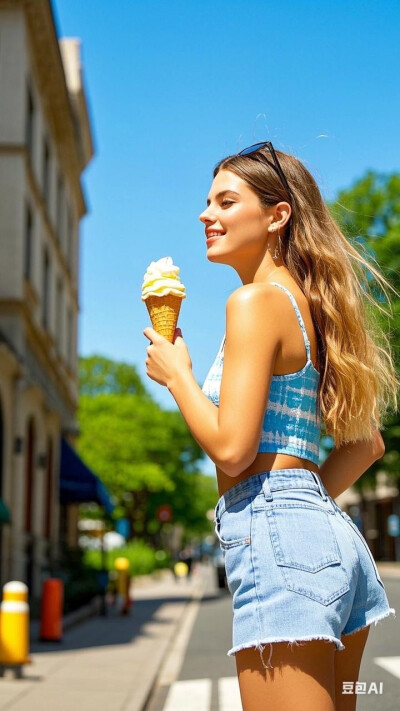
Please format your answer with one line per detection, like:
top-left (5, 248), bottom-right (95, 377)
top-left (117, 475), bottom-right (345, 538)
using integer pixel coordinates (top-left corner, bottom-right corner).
top-left (274, 201), bottom-right (291, 228)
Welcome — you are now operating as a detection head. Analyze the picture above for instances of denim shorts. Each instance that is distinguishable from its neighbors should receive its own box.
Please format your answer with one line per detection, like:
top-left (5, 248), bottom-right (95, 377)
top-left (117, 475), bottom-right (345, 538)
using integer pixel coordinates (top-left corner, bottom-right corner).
top-left (214, 468), bottom-right (396, 669)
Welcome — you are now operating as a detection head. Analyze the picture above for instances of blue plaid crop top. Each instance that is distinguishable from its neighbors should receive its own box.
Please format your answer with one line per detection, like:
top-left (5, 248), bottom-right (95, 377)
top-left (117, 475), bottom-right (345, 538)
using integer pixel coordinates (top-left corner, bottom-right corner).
top-left (201, 283), bottom-right (321, 465)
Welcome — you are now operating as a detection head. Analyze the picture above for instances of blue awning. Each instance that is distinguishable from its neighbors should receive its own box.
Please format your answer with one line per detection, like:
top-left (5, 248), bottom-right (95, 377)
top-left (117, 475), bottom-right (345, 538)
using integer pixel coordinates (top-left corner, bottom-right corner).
top-left (0, 499), bottom-right (11, 524)
top-left (59, 439), bottom-right (114, 514)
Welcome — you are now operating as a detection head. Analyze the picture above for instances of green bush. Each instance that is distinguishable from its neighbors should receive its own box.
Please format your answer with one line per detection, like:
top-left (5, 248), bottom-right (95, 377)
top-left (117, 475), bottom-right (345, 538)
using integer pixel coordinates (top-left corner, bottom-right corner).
top-left (83, 540), bottom-right (171, 576)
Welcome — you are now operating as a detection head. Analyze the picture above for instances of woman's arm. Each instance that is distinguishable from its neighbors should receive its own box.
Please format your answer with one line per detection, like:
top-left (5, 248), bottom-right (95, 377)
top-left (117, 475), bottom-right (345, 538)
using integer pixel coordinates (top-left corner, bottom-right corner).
top-left (319, 429), bottom-right (385, 499)
top-left (144, 283), bottom-right (283, 477)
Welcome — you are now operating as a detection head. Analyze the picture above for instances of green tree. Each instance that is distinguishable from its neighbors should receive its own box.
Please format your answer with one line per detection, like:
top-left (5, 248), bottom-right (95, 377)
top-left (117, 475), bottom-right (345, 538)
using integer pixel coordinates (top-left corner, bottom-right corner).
top-left (77, 355), bottom-right (216, 542)
top-left (79, 355), bottom-right (149, 397)
top-left (329, 171), bottom-right (400, 490)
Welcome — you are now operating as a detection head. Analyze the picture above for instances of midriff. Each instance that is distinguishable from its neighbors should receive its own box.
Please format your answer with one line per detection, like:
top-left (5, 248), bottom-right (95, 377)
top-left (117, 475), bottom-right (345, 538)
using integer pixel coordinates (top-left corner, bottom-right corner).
top-left (216, 451), bottom-right (320, 497)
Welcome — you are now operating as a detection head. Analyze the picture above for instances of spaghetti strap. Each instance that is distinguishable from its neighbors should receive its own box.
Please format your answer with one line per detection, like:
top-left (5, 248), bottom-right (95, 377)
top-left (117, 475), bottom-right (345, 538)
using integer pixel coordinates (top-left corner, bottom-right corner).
top-left (269, 282), bottom-right (311, 361)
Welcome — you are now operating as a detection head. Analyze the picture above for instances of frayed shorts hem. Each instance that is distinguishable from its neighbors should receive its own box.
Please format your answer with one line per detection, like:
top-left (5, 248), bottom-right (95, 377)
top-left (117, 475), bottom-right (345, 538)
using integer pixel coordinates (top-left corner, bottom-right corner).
top-left (342, 607), bottom-right (396, 638)
top-left (227, 634), bottom-right (345, 657)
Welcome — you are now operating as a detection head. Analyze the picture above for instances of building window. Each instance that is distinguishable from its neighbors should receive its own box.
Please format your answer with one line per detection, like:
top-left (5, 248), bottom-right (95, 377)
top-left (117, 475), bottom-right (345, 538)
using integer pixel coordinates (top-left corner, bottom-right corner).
top-left (26, 84), bottom-right (35, 163)
top-left (24, 204), bottom-right (33, 281)
top-left (42, 248), bottom-right (50, 330)
top-left (55, 277), bottom-right (63, 353)
top-left (56, 173), bottom-right (63, 243)
top-left (42, 136), bottom-right (51, 206)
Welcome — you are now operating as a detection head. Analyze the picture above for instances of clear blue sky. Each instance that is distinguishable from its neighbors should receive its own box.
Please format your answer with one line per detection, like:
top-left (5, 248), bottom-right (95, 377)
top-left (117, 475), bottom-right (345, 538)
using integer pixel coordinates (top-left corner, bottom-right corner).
top-left (53, 0), bottom-right (400, 455)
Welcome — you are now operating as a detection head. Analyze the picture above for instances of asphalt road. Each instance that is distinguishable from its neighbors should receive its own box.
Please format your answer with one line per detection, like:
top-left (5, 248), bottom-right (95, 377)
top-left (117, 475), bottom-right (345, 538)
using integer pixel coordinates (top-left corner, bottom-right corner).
top-left (145, 566), bottom-right (400, 711)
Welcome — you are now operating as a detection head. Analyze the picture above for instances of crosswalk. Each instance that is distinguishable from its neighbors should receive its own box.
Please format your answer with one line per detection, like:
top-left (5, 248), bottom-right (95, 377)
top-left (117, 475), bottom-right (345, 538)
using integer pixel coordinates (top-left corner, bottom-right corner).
top-left (161, 677), bottom-right (242, 711)
top-left (374, 656), bottom-right (400, 680)
top-left (157, 658), bottom-right (400, 711)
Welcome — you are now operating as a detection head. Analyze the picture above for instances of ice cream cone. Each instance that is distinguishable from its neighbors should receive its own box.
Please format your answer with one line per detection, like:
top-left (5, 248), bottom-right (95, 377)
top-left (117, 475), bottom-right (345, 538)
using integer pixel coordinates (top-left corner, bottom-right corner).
top-left (142, 257), bottom-right (186, 341)
top-left (146, 294), bottom-right (183, 342)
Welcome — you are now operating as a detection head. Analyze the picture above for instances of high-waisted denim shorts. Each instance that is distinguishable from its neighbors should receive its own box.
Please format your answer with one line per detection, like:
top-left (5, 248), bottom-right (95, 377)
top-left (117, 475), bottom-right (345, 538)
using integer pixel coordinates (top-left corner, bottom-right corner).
top-left (214, 468), bottom-right (396, 669)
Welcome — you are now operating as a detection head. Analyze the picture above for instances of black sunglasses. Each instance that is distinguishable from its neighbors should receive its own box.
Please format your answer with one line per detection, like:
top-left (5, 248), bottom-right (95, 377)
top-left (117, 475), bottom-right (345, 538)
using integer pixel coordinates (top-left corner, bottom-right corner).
top-left (238, 141), bottom-right (292, 198)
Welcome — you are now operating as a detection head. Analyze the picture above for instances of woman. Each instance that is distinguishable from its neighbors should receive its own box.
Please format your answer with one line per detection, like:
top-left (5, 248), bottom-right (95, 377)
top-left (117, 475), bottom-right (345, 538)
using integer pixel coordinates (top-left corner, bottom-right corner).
top-left (144, 142), bottom-right (398, 710)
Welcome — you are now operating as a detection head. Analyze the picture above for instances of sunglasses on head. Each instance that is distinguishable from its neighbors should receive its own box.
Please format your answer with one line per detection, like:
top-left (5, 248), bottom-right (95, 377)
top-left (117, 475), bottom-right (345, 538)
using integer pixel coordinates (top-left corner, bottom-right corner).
top-left (238, 141), bottom-right (292, 198)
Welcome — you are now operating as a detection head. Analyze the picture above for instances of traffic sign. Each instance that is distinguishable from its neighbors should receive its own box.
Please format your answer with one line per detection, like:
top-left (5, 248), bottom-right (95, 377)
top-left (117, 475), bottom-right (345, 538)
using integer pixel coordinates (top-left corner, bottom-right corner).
top-left (156, 504), bottom-right (172, 523)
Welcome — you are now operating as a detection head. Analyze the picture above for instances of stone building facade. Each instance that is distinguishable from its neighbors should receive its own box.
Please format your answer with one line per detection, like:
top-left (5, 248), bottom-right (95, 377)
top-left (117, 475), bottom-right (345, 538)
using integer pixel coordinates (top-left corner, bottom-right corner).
top-left (0, 0), bottom-right (94, 598)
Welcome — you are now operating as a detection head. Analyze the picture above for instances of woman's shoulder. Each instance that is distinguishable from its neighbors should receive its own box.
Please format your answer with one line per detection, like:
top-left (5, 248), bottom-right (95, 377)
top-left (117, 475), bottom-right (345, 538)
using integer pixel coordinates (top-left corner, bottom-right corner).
top-left (226, 280), bottom-right (304, 312)
top-left (224, 283), bottom-right (287, 343)
top-left (226, 282), bottom-right (283, 307)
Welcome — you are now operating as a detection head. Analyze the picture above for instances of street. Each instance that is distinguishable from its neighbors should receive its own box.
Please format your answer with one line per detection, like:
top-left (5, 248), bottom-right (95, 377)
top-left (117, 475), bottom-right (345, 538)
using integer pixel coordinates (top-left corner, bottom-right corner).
top-left (145, 565), bottom-right (400, 711)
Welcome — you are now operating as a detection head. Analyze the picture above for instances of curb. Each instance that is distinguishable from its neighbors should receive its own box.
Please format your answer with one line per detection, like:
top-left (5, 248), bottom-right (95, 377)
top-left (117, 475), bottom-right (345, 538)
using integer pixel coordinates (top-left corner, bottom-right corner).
top-left (131, 574), bottom-right (207, 711)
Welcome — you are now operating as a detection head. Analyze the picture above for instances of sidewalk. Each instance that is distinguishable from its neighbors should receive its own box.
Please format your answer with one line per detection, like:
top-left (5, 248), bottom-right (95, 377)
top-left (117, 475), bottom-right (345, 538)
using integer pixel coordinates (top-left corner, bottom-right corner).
top-left (376, 561), bottom-right (400, 579)
top-left (0, 564), bottom-right (207, 711)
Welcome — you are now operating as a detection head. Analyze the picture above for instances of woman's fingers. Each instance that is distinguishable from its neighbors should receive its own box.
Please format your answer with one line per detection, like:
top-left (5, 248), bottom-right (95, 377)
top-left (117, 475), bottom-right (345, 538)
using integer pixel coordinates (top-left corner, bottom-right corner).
top-left (144, 326), bottom-right (183, 345)
top-left (143, 327), bottom-right (167, 343)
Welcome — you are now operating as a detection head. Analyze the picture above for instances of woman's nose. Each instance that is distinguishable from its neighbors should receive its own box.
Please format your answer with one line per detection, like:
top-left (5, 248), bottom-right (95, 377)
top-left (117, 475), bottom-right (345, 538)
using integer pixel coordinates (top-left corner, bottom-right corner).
top-left (199, 208), bottom-right (213, 224)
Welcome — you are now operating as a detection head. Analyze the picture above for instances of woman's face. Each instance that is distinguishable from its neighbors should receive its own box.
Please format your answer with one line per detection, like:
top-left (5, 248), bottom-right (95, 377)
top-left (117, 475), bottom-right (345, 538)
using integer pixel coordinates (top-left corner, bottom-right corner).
top-left (199, 169), bottom-right (272, 266)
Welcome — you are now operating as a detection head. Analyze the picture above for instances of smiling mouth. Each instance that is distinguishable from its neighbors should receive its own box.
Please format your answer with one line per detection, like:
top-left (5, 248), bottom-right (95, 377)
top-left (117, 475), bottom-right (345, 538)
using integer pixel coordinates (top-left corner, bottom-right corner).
top-left (206, 232), bottom-right (225, 244)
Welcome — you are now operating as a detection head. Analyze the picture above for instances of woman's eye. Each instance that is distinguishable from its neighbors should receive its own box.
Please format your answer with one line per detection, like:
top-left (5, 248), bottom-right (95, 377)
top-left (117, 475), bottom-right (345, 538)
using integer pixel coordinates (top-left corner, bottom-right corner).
top-left (221, 199), bottom-right (234, 207)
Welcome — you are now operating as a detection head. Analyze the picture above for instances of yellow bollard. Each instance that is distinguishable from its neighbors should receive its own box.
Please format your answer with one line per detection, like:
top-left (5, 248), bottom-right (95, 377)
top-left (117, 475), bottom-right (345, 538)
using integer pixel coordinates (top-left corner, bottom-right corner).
top-left (174, 561), bottom-right (189, 578)
top-left (114, 557), bottom-right (131, 615)
top-left (0, 582), bottom-right (32, 670)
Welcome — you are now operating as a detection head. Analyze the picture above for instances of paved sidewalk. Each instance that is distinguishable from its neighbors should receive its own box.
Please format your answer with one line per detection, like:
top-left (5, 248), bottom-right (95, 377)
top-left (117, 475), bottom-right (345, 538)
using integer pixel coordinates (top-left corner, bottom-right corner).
top-left (376, 562), bottom-right (400, 579)
top-left (0, 565), bottom-right (206, 711)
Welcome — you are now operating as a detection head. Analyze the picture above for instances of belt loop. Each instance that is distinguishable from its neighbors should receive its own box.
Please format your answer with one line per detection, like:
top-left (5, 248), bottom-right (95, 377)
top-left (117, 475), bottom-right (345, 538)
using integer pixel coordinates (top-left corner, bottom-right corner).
top-left (261, 473), bottom-right (273, 502)
top-left (311, 471), bottom-right (328, 502)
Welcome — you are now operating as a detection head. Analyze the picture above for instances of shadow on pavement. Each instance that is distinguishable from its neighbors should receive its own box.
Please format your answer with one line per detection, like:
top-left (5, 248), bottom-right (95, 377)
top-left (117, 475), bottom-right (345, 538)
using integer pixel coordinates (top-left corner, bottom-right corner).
top-left (30, 594), bottom-right (191, 655)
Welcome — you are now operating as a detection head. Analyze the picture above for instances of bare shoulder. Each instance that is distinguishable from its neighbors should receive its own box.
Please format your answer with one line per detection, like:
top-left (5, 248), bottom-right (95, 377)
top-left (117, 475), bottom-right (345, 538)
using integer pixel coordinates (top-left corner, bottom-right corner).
top-left (226, 282), bottom-right (284, 310)
top-left (225, 283), bottom-right (286, 342)
top-left (226, 282), bottom-right (291, 322)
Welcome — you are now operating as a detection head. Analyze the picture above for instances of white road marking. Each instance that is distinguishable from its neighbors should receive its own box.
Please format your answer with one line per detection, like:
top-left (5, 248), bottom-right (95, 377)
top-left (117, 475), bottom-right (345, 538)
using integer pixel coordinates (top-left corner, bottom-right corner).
top-left (162, 679), bottom-right (212, 711)
top-left (157, 577), bottom-right (206, 686)
top-left (374, 656), bottom-right (400, 680)
top-left (218, 676), bottom-right (242, 710)
top-left (160, 677), bottom-right (242, 710)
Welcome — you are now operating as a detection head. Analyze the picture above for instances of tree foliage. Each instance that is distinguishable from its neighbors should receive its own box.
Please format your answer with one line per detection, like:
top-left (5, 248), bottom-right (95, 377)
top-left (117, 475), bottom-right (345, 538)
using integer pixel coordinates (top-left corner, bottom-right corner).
top-left (77, 355), bottom-right (216, 541)
top-left (328, 171), bottom-right (400, 489)
top-left (79, 355), bottom-right (149, 398)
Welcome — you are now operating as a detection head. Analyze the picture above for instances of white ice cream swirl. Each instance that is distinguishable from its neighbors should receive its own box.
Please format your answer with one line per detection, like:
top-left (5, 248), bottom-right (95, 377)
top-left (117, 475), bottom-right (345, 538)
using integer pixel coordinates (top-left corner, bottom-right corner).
top-left (141, 256), bottom-right (186, 300)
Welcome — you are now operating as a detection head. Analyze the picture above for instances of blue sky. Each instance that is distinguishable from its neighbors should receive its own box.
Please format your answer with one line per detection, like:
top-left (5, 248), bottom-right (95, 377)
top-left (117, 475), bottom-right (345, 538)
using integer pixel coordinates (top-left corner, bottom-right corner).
top-left (53, 0), bottom-right (399, 471)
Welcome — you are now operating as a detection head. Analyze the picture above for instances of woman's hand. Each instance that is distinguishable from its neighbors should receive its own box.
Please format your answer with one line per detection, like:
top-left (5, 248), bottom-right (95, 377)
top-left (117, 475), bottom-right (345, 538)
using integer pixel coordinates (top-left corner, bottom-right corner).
top-left (143, 327), bottom-right (192, 387)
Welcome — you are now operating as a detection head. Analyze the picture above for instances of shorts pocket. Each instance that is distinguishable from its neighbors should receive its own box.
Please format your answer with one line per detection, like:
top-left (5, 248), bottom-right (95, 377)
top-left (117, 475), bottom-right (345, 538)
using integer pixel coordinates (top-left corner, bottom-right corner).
top-left (267, 505), bottom-right (350, 606)
top-left (214, 519), bottom-right (251, 550)
top-left (214, 505), bottom-right (252, 598)
top-left (340, 512), bottom-right (384, 587)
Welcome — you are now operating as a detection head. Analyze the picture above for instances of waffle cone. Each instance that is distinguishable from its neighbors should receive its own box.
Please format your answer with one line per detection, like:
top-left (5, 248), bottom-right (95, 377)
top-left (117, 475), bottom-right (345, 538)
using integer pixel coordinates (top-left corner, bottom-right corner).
top-left (145, 294), bottom-right (183, 342)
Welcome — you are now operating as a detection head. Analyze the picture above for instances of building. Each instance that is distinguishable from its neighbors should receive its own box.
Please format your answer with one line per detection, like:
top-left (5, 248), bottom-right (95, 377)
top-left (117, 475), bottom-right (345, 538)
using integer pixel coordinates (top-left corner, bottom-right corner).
top-left (336, 473), bottom-right (400, 562)
top-left (0, 0), bottom-right (98, 600)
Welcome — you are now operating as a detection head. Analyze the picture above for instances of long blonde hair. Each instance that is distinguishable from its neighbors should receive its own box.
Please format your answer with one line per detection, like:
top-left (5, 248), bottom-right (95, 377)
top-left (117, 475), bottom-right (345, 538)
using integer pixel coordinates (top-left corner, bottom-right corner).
top-left (214, 147), bottom-right (399, 446)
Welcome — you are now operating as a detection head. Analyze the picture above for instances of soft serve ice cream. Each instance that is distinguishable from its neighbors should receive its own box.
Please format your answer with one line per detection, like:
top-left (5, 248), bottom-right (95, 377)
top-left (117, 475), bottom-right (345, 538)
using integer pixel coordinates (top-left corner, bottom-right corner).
top-left (142, 257), bottom-right (186, 342)
top-left (141, 257), bottom-right (186, 300)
